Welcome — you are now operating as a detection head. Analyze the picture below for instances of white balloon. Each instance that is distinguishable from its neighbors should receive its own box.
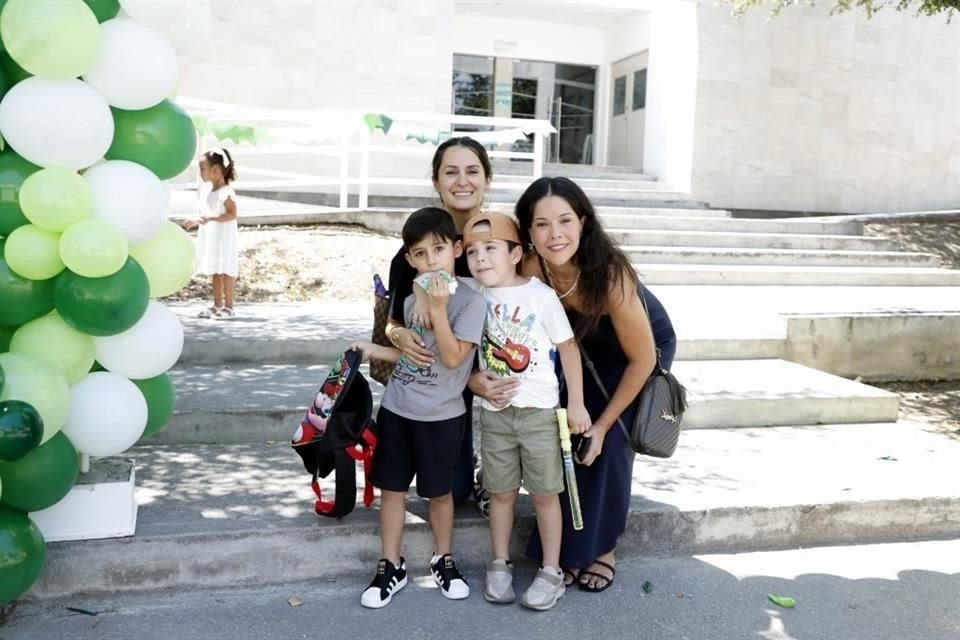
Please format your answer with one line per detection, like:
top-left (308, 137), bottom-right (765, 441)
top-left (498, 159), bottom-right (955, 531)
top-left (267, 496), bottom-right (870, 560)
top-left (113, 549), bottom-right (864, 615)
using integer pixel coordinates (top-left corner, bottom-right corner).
top-left (94, 301), bottom-right (184, 380)
top-left (120, 0), bottom-right (211, 54)
top-left (0, 78), bottom-right (113, 170)
top-left (63, 372), bottom-right (148, 457)
top-left (84, 160), bottom-right (170, 245)
top-left (82, 17), bottom-right (178, 110)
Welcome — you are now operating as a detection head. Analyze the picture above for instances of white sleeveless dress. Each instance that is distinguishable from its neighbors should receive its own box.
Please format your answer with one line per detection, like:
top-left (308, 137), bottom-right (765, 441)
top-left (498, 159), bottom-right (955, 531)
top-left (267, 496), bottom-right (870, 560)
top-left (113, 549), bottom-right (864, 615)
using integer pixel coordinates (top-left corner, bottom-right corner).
top-left (195, 184), bottom-right (239, 277)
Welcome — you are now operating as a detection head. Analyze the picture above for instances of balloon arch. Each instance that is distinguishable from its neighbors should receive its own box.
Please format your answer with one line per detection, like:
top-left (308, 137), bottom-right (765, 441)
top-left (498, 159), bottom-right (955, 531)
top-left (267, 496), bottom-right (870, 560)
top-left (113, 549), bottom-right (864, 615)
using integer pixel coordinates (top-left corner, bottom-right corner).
top-left (0, 0), bottom-right (209, 605)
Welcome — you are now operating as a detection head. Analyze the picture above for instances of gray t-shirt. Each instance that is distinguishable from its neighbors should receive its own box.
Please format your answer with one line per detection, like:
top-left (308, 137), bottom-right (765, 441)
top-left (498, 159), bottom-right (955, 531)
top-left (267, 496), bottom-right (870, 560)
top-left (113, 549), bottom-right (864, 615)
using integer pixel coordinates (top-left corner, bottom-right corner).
top-left (381, 280), bottom-right (485, 421)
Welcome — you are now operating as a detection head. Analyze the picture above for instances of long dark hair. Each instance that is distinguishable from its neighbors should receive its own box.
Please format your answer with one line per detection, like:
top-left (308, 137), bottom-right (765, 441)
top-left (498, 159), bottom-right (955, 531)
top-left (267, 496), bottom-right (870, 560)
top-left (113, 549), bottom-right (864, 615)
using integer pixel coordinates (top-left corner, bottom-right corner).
top-left (204, 148), bottom-right (236, 184)
top-left (515, 176), bottom-right (637, 338)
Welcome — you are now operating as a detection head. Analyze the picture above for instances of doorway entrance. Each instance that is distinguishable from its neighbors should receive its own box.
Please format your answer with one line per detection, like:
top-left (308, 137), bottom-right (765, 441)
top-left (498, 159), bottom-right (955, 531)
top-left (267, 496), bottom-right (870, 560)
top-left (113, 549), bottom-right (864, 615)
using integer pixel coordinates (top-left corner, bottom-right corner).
top-left (607, 51), bottom-right (648, 169)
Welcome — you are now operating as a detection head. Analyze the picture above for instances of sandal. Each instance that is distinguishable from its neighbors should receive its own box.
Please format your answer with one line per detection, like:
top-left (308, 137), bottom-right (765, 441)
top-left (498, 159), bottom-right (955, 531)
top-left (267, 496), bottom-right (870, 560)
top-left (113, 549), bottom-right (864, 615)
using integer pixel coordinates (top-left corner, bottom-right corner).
top-left (215, 307), bottom-right (236, 320)
top-left (578, 559), bottom-right (615, 593)
top-left (562, 567), bottom-right (579, 587)
top-left (196, 306), bottom-right (220, 318)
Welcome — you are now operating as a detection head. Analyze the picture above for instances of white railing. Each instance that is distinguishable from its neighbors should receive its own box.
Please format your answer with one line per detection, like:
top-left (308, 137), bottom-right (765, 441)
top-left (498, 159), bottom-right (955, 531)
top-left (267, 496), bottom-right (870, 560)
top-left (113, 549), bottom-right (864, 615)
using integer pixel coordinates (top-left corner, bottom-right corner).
top-left (178, 97), bottom-right (557, 210)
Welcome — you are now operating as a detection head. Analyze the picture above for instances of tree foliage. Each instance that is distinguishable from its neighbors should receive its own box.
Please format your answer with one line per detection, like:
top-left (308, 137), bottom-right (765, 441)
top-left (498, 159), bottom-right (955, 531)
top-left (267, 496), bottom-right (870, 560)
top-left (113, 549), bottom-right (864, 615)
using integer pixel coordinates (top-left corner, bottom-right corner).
top-left (725, 0), bottom-right (959, 19)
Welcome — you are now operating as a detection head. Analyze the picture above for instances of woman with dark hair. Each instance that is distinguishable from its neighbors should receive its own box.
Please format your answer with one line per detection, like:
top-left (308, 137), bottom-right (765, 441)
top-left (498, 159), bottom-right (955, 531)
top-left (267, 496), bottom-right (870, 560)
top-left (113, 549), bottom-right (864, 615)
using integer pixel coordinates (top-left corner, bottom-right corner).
top-left (472, 176), bottom-right (677, 593)
top-left (383, 136), bottom-right (493, 507)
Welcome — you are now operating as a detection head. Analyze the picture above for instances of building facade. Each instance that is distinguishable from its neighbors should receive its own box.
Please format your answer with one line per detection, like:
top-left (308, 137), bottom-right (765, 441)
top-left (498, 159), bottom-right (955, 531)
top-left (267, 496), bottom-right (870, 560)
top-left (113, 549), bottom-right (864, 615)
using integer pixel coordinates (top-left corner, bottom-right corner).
top-left (178, 0), bottom-right (960, 214)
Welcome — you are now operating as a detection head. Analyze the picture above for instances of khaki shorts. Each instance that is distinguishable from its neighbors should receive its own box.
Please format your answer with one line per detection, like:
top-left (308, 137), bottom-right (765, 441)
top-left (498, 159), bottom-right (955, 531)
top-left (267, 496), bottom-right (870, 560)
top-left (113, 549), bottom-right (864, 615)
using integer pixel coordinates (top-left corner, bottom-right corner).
top-left (480, 406), bottom-right (563, 496)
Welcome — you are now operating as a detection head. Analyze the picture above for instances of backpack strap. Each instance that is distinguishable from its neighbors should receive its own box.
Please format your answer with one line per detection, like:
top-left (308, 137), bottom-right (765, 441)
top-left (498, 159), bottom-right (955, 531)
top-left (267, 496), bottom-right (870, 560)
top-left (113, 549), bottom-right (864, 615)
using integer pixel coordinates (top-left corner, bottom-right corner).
top-left (313, 448), bottom-right (360, 518)
top-left (344, 423), bottom-right (378, 508)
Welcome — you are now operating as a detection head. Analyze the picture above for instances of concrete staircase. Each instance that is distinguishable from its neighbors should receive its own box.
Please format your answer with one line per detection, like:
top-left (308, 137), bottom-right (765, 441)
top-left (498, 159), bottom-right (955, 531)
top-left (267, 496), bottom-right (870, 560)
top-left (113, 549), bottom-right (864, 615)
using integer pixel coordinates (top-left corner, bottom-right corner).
top-left (30, 166), bottom-right (960, 601)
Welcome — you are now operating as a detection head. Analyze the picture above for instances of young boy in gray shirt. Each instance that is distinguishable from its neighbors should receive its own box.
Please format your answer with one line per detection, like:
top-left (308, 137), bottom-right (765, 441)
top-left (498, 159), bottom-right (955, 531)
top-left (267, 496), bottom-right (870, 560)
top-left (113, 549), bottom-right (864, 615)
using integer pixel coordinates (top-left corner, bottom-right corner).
top-left (351, 207), bottom-right (485, 609)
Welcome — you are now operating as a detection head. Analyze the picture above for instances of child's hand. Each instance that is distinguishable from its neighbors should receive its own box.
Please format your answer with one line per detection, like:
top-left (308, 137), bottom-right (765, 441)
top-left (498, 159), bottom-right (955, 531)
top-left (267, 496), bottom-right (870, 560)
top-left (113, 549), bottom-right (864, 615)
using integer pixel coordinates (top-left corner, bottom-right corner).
top-left (182, 218), bottom-right (199, 230)
top-left (565, 402), bottom-right (591, 435)
top-left (350, 341), bottom-right (373, 363)
top-left (427, 273), bottom-right (450, 311)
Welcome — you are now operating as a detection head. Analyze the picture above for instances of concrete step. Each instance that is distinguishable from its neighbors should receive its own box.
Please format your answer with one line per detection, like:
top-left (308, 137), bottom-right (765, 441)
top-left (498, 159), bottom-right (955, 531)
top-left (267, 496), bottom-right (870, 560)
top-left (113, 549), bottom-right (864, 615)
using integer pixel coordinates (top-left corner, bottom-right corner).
top-left (488, 202), bottom-right (725, 217)
top-left (609, 229), bottom-right (897, 251)
top-left (633, 264), bottom-right (960, 286)
top-left (152, 359), bottom-right (896, 445)
top-left (624, 246), bottom-right (941, 268)
top-left (495, 174), bottom-right (665, 191)
top-left (675, 359), bottom-right (899, 429)
top-left (601, 214), bottom-right (861, 234)
top-left (493, 159), bottom-right (655, 181)
top-left (30, 422), bottom-right (960, 599)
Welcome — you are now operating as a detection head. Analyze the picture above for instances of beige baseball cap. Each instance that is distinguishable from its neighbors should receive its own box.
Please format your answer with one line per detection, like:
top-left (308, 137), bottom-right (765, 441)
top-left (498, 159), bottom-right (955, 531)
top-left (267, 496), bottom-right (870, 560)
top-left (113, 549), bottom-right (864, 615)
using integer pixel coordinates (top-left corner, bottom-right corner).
top-left (462, 212), bottom-right (521, 245)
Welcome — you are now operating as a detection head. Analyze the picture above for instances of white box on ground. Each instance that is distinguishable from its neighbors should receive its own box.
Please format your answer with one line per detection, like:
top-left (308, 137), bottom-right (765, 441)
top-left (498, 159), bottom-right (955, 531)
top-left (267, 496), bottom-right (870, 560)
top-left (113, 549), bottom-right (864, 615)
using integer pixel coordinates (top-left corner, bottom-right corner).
top-left (31, 458), bottom-right (138, 542)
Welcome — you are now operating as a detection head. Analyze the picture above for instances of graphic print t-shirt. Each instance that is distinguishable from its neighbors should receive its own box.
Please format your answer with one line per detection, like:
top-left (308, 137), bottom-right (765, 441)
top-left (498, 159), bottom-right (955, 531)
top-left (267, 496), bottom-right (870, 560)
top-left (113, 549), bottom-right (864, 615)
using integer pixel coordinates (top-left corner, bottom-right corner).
top-left (467, 277), bottom-right (574, 411)
top-left (380, 280), bottom-right (485, 422)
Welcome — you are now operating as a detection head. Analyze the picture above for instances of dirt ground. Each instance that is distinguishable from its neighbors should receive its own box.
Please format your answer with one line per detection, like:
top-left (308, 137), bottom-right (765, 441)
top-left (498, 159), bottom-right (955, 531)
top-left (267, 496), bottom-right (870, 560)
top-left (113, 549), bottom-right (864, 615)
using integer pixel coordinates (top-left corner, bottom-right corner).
top-left (169, 220), bottom-right (960, 434)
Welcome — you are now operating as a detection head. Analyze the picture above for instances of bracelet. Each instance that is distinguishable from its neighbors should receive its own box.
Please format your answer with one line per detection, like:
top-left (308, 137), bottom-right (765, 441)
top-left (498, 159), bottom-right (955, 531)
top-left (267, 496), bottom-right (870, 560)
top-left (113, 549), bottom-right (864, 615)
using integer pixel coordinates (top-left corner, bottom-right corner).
top-left (388, 326), bottom-right (403, 347)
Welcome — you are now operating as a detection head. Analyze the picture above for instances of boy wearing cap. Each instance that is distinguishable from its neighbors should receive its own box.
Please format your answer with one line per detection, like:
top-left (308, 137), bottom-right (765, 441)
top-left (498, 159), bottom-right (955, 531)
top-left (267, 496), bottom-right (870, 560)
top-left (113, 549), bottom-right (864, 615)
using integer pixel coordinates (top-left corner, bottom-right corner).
top-left (461, 211), bottom-right (590, 611)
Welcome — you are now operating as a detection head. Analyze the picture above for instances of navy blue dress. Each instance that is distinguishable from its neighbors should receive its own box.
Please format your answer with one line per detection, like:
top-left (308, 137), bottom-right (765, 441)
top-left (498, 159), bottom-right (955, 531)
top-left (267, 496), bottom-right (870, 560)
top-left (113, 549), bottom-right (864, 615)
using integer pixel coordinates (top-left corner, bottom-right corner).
top-left (527, 284), bottom-right (677, 568)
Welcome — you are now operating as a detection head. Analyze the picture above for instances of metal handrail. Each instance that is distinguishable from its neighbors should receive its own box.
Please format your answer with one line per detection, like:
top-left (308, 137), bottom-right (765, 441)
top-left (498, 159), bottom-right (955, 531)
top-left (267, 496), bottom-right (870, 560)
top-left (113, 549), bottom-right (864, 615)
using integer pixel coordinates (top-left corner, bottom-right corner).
top-left (180, 96), bottom-right (556, 209)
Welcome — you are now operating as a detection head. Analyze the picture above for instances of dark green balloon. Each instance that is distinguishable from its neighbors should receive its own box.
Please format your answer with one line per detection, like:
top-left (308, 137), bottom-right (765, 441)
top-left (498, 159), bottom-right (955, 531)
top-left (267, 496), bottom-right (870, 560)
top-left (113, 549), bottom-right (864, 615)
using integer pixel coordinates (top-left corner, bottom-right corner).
top-left (0, 64), bottom-right (8, 102)
top-left (134, 373), bottom-right (176, 438)
top-left (0, 360), bottom-right (4, 394)
top-left (0, 48), bottom-right (31, 86)
top-left (0, 506), bottom-right (45, 607)
top-left (0, 431), bottom-right (78, 512)
top-left (0, 400), bottom-right (42, 462)
top-left (0, 241), bottom-right (56, 328)
top-left (0, 150), bottom-right (41, 237)
top-left (82, 0), bottom-right (120, 22)
top-left (107, 101), bottom-right (198, 180)
top-left (53, 258), bottom-right (150, 337)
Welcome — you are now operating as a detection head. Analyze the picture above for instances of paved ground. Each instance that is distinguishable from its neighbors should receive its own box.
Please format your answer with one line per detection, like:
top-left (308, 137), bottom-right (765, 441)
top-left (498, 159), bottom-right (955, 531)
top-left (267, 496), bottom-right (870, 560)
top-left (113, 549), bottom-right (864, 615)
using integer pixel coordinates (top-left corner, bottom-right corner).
top-left (7, 539), bottom-right (960, 640)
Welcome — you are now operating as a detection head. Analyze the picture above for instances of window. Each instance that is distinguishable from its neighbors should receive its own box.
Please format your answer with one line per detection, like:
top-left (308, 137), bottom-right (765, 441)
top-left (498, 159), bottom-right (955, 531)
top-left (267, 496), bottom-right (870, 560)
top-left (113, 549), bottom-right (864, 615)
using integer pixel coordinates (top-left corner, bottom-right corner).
top-left (452, 54), bottom-right (494, 118)
top-left (632, 69), bottom-right (647, 111)
top-left (613, 76), bottom-right (626, 116)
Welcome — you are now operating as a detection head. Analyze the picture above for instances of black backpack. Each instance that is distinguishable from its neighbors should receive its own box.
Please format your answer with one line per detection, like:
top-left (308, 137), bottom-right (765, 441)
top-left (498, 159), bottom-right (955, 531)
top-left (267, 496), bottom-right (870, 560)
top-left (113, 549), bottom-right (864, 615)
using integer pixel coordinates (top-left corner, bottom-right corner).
top-left (291, 349), bottom-right (378, 518)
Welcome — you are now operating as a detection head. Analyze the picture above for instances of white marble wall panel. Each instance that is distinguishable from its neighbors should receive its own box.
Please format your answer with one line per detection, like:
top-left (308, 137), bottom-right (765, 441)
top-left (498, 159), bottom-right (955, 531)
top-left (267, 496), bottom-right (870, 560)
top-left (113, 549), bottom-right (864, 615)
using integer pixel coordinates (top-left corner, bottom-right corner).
top-left (691, 3), bottom-right (960, 213)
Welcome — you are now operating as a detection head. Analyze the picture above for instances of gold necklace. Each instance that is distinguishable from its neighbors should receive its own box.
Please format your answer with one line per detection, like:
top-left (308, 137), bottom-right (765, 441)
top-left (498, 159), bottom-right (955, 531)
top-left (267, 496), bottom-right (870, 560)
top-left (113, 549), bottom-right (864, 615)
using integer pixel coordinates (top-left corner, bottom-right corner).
top-left (542, 261), bottom-right (580, 300)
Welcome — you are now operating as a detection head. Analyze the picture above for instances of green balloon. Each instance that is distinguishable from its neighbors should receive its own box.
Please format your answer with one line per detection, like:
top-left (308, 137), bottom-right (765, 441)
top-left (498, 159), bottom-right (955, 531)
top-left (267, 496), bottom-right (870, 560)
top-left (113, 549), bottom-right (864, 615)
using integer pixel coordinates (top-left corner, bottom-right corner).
top-left (0, 64), bottom-right (7, 102)
top-left (53, 257), bottom-right (150, 337)
top-left (129, 221), bottom-right (195, 297)
top-left (82, 0), bottom-right (120, 22)
top-left (134, 373), bottom-right (176, 438)
top-left (107, 101), bottom-right (199, 180)
top-left (0, 352), bottom-right (70, 444)
top-left (0, 0), bottom-right (101, 80)
top-left (19, 168), bottom-right (93, 233)
top-left (0, 150), bottom-right (41, 237)
top-left (0, 431), bottom-right (78, 512)
top-left (0, 328), bottom-right (10, 353)
top-left (0, 48), bottom-right (31, 86)
top-left (0, 361), bottom-right (4, 394)
top-left (0, 240), bottom-right (55, 328)
top-left (4, 225), bottom-right (65, 281)
top-left (0, 505), bottom-right (45, 607)
top-left (10, 312), bottom-right (95, 384)
top-left (0, 399), bottom-right (42, 461)
top-left (59, 218), bottom-right (128, 278)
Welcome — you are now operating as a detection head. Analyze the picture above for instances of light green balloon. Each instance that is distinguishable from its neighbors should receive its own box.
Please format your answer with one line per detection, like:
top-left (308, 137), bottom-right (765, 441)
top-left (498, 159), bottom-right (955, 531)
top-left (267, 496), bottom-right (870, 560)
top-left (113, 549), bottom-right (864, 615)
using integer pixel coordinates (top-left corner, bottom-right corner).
top-left (19, 168), bottom-right (93, 232)
top-left (4, 225), bottom-right (65, 281)
top-left (0, 0), bottom-right (101, 80)
top-left (0, 352), bottom-right (70, 444)
top-left (10, 312), bottom-right (95, 385)
top-left (129, 220), bottom-right (195, 297)
top-left (59, 218), bottom-right (128, 278)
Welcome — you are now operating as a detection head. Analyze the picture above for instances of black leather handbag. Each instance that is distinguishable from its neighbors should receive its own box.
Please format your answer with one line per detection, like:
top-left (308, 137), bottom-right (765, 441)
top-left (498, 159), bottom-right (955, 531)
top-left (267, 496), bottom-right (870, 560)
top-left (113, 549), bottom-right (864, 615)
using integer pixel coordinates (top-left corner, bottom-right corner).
top-left (579, 290), bottom-right (686, 458)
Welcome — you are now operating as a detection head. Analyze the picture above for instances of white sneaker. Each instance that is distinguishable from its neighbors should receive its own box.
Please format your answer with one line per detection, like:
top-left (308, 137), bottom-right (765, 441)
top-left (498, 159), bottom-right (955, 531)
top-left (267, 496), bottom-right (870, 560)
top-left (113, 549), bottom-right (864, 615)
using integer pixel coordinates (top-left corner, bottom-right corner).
top-left (430, 553), bottom-right (470, 600)
top-left (484, 559), bottom-right (515, 604)
top-left (520, 566), bottom-right (565, 611)
top-left (360, 558), bottom-right (408, 609)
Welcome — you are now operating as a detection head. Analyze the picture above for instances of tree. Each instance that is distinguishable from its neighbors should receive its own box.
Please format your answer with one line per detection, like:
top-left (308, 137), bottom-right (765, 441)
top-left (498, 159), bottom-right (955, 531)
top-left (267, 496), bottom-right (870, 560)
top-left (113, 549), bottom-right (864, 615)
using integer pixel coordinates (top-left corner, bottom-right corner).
top-left (724, 0), bottom-right (959, 19)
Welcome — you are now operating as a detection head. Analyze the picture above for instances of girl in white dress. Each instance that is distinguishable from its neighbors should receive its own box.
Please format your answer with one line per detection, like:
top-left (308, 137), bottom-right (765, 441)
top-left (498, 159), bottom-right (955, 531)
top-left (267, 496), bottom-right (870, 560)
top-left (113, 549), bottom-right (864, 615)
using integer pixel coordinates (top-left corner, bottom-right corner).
top-left (185, 148), bottom-right (239, 319)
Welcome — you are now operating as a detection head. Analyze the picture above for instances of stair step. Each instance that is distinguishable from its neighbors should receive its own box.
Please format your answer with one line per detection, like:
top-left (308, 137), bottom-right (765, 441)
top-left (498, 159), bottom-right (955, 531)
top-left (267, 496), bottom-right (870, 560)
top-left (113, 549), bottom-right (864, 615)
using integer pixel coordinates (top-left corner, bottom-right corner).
top-left (31, 422), bottom-right (960, 599)
top-left (632, 264), bottom-right (960, 286)
top-left (625, 247), bottom-right (940, 268)
top-left (600, 214), bottom-right (861, 234)
top-left (488, 202), bottom-right (726, 217)
top-left (609, 229), bottom-right (896, 251)
top-left (151, 359), bottom-right (895, 445)
top-left (675, 359), bottom-right (899, 429)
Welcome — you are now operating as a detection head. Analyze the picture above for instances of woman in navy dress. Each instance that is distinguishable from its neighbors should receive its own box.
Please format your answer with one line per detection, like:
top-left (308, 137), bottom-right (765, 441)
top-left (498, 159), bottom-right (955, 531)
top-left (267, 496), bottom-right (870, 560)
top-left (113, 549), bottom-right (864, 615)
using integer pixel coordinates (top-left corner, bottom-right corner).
top-left (472, 176), bottom-right (676, 592)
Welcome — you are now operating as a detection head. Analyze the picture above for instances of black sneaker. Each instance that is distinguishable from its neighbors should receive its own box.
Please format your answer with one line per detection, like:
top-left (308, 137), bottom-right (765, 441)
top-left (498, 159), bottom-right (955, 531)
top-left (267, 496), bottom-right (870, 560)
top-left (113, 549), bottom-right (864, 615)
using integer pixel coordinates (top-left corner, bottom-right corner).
top-left (430, 553), bottom-right (470, 600)
top-left (360, 557), bottom-right (408, 608)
